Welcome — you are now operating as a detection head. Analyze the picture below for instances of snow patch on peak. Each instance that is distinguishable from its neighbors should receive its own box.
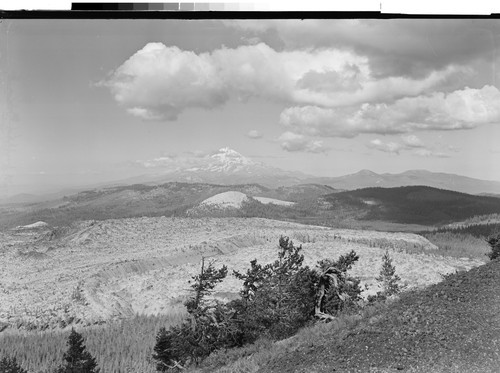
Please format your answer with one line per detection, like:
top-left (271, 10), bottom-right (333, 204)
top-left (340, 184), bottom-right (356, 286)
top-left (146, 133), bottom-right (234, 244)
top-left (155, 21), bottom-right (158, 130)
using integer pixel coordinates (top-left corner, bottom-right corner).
top-left (217, 147), bottom-right (242, 156)
top-left (205, 147), bottom-right (256, 173)
top-left (211, 148), bottom-right (249, 161)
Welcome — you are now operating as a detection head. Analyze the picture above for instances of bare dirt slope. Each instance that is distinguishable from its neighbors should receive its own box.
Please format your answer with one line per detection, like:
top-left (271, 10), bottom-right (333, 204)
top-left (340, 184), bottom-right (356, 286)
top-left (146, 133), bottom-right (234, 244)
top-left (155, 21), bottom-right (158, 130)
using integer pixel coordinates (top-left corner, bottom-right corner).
top-left (0, 217), bottom-right (483, 332)
top-left (260, 260), bottom-right (500, 373)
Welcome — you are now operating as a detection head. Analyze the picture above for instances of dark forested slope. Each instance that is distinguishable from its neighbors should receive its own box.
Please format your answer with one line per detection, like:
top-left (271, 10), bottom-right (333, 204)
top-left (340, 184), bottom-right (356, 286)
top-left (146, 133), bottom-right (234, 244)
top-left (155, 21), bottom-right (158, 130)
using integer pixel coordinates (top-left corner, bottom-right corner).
top-left (325, 186), bottom-right (500, 225)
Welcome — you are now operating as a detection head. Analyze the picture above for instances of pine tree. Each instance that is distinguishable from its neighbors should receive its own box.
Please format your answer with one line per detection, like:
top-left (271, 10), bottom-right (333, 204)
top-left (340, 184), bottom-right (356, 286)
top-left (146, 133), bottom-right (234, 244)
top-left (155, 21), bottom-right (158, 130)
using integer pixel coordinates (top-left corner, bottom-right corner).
top-left (0, 356), bottom-right (28, 373)
top-left (184, 257), bottom-right (228, 313)
top-left (233, 238), bottom-right (361, 339)
top-left (486, 233), bottom-right (500, 260)
top-left (152, 327), bottom-right (178, 372)
top-left (56, 329), bottom-right (99, 373)
top-left (376, 250), bottom-right (402, 297)
top-left (153, 259), bottom-right (231, 370)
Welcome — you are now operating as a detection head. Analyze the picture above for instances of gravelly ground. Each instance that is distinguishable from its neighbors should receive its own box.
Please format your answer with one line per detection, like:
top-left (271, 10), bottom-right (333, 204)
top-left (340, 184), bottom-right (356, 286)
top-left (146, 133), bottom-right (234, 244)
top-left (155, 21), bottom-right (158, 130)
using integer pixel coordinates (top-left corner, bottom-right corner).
top-left (259, 259), bottom-right (500, 373)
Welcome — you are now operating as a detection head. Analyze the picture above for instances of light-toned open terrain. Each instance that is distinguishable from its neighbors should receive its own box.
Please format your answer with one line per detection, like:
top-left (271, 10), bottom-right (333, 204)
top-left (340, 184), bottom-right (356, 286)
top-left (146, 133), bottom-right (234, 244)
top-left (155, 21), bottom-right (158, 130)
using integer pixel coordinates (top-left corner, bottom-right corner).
top-left (0, 217), bottom-right (484, 332)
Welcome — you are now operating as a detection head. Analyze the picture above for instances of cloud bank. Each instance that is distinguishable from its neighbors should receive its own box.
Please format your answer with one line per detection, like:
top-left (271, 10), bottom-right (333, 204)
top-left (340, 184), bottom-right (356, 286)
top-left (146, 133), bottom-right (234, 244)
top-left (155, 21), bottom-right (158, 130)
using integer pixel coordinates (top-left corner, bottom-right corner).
top-left (367, 135), bottom-right (451, 158)
top-left (281, 85), bottom-right (500, 138)
top-left (101, 42), bottom-right (459, 121)
top-left (101, 25), bottom-right (500, 153)
top-left (224, 19), bottom-right (499, 79)
top-left (278, 132), bottom-right (328, 153)
top-left (247, 130), bottom-right (263, 139)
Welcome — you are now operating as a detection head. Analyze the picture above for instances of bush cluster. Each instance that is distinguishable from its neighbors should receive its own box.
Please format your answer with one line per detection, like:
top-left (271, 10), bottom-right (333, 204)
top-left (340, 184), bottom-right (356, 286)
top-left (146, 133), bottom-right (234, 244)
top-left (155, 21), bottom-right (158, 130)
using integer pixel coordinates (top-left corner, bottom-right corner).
top-left (152, 236), bottom-right (362, 370)
top-left (0, 357), bottom-right (28, 373)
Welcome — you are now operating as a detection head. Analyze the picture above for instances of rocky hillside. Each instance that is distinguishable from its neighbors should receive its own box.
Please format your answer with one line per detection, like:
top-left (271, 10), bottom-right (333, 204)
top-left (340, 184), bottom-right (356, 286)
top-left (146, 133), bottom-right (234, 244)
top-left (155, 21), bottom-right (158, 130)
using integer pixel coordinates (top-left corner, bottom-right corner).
top-left (259, 259), bottom-right (500, 373)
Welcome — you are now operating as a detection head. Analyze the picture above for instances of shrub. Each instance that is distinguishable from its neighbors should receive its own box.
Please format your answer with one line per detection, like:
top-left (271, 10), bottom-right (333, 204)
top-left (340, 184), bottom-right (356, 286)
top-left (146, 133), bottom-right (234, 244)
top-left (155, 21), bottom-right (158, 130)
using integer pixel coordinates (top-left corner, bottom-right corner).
top-left (232, 237), bottom-right (317, 340)
top-left (0, 357), bottom-right (28, 373)
top-left (233, 238), bottom-right (362, 340)
top-left (486, 233), bottom-right (500, 260)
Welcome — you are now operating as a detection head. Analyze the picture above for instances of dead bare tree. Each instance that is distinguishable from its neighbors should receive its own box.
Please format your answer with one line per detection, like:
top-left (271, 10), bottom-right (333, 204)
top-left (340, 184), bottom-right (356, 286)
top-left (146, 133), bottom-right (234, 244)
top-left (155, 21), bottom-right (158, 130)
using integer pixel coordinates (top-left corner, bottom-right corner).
top-left (314, 266), bottom-right (351, 321)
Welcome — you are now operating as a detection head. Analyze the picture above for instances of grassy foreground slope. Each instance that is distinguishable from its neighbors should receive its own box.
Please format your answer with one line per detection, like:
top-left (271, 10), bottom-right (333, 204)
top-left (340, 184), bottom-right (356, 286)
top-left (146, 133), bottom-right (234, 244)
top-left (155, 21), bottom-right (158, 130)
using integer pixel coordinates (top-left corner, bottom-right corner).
top-left (255, 259), bottom-right (500, 373)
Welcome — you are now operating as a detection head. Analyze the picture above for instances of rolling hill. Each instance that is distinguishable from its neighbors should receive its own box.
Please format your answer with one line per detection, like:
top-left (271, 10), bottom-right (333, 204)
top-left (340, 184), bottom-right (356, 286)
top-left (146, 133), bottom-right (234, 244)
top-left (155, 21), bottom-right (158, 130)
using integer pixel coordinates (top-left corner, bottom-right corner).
top-left (0, 182), bottom-right (341, 230)
top-left (3, 182), bottom-right (500, 231)
top-left (325, 186), bottom-right (500, 225)
top-left (0, 183), bottom-right (271, 229)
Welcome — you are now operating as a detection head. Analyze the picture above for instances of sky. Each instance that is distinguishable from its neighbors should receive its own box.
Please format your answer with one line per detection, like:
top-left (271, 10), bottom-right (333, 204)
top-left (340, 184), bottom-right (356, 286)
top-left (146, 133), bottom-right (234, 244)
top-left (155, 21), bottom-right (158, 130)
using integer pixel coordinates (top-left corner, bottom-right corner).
top-left (1, 18), bottom-right (500, 197)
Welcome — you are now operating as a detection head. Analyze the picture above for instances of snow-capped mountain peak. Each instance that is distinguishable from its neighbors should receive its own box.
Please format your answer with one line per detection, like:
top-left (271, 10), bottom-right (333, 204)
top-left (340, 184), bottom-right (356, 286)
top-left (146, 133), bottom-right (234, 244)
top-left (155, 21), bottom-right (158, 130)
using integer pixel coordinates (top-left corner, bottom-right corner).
top-left (216, 147), bottom-right (244, 157)
top-left (128, 147), bottom-right (308, 188)
top-left (205, 147), bottom-right (255, 173)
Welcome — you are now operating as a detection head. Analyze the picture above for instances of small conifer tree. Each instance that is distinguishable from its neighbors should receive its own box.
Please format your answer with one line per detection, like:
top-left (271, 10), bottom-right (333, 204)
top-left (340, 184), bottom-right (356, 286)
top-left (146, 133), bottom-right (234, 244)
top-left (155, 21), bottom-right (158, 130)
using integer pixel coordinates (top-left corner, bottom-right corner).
top-left (56, 329), bottom-right (99, 373)
top-left (153, 259), bottom-right (231, 370)
top-left (184, 257), bottom-right (228, 313)
top-left (0, 357), bottom-right (28, 373)
top-left (376, 250), bottom-right (402, 297)
top-left (486, 233), bottom-right (500, 260)
top-left (152, 327), bottom-right (180, 372)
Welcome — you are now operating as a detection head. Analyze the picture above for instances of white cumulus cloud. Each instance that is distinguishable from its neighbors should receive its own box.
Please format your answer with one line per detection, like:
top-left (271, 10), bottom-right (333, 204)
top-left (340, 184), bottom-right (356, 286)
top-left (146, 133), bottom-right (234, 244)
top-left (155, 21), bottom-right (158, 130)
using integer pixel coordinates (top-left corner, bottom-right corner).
top-left (281, 85), bottom-right (500, 138)
top-left (247, 130), bottom-right (263, 139)
top-left (367, 135), bottom-right (450, 158)
top-left (401, 134), bottom-right (425, 148)
top-left (278, 132), bottom-right (328, 153)
top-left (367, 139), bottom-right (405, 154)
top-left (101, 42), bottom-right (459, 121)
top-left (101, 43), bottom-right (227, 120)
top-left (412, 148), bottom-right (451, 158)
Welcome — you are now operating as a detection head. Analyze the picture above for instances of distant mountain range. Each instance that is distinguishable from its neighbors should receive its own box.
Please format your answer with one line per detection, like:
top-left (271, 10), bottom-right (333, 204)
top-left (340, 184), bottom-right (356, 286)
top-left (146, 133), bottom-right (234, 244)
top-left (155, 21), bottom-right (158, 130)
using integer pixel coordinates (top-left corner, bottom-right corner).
top-left (125, 148), bottom-right (500, 196)
top-left (305, 169), bottom-right (500, 196)
top-left (2, 148), bottom-right (500, 205)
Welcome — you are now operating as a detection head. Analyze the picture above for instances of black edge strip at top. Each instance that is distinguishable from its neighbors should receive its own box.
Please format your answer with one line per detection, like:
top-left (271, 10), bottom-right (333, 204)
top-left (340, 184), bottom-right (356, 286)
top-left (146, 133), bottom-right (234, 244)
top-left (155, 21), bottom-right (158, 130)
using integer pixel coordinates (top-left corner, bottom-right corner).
top-left (0, 10), bottom-right (499, 19)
